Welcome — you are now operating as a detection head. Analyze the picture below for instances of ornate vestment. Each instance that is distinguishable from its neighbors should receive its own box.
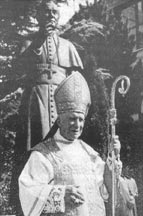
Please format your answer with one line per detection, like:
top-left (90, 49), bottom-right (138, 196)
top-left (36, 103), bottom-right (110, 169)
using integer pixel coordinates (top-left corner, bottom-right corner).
top-left (15, 33), bottom-right (83, 151)
top-left (19, 136), bottom-right (109, 216)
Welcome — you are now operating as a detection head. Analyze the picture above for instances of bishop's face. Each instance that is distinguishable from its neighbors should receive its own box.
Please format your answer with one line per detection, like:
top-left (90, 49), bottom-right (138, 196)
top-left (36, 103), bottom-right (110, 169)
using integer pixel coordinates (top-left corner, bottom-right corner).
top-left (37, 1), bottom-right (60, 35)
top-left (58, 111), bottom-right (85, 141)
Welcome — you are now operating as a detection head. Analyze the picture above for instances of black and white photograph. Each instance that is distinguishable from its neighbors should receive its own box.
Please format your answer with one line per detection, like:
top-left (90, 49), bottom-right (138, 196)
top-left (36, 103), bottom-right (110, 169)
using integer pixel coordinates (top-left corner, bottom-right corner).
top-left (0, 0), bottom-right (143, 216)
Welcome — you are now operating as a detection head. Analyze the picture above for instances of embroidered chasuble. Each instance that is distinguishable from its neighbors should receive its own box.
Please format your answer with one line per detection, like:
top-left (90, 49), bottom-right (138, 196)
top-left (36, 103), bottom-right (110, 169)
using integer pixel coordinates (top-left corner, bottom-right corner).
top-left (19, 136), bottom-right (107, 216)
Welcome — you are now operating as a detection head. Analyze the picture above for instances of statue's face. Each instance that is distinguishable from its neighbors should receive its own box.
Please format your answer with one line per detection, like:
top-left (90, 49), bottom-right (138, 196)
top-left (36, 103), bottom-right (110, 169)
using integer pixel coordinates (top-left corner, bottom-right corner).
top-left (58, 111), bottom-right (85, 141)
top-left (37, 1), bottom-right (60, 31)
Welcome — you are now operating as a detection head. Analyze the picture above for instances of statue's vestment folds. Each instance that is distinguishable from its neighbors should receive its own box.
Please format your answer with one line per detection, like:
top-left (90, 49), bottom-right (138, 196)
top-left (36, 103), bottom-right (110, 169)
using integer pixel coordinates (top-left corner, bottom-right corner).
top-left (15, 33), bottom-right (83, 151)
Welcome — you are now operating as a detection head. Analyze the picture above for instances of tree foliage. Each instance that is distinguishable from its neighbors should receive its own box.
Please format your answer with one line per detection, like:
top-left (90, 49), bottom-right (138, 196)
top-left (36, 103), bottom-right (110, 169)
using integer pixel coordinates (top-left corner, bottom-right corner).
top-left (0, 0), bottom-right (143, 214)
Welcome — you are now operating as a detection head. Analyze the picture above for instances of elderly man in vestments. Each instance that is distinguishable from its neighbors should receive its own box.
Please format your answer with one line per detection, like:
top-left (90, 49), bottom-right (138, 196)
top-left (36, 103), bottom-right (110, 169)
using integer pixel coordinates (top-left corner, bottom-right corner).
top-left (11, 0), bottom-right (82, 212)
top-left (19, 72), bottom-right (122, 216)
top-left (14, 0), bottom-right (83, 152)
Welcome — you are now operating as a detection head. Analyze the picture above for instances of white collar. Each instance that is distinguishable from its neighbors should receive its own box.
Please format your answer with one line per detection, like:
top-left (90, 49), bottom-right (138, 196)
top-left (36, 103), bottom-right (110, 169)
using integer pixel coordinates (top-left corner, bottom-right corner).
top-left (54, 130), bottom-right (78, 149)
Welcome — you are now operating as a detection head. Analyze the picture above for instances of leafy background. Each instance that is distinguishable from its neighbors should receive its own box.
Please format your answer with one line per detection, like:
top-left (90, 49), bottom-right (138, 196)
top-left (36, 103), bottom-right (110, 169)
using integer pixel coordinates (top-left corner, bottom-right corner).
top-left (0, 0), bottom-right (143, 215)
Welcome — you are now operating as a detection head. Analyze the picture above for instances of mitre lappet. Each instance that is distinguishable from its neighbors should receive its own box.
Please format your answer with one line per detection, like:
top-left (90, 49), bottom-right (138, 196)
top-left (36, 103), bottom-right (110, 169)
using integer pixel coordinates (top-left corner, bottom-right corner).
top-left (54, 71), bottom-right (91, 116)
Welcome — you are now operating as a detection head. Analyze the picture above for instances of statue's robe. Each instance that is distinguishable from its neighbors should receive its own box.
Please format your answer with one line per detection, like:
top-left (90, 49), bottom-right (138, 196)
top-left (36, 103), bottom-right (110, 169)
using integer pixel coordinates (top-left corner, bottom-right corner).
top-left (15, 33), bottom-right (83, 152)
top-left (19, 136), bottom-right (110, 216)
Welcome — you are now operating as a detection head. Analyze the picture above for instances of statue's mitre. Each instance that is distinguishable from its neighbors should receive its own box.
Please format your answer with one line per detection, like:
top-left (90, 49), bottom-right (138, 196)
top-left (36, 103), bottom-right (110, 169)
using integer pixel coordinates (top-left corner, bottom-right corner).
top-left (54, 72), bottom-right (91, 115)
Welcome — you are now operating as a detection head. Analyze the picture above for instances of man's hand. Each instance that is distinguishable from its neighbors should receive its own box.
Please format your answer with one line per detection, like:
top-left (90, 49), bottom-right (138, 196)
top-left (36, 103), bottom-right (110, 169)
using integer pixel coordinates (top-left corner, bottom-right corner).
top-left (107, 135), bottom-right (122, 176)
top-left (65, 185), bottom-right (85, 206)
top-left (110, 135), bottom-right (121, 158)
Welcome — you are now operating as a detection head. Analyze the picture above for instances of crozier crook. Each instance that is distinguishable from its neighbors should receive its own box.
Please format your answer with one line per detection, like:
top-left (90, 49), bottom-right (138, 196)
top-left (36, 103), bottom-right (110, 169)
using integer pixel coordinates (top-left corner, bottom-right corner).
top-left (110, 75), bottom-right (130, 216)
